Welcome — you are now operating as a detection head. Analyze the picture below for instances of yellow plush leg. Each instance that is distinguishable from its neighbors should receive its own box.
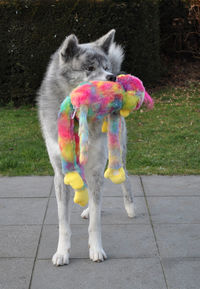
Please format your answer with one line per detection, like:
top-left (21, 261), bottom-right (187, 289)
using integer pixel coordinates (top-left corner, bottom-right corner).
top-left (74, 187), bottom-right (89, 207)
top-left (64, 171), bottom-right (84, 190)
top-left (101, 119), bottom-right (108, 133)
top-left (120, 109), bottom-right (130, 118)
top-left (64, 171), bottom-right (88, 207)
top-left (104, 167), bottom-right (126, 184)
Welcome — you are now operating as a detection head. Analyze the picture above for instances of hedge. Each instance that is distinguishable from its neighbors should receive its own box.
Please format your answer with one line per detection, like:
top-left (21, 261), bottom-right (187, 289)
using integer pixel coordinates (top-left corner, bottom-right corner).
top-left (0, 0), bottom-right (160, 106)
top-left (160, 0), bottom-right (188, 55)
top-left (160, 0), bottom-right (200, 58)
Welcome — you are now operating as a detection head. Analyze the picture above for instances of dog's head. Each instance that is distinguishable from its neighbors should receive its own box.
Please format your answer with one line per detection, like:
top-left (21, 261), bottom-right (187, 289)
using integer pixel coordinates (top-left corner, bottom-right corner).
top-left (58, 29), bottom-right (124, 88)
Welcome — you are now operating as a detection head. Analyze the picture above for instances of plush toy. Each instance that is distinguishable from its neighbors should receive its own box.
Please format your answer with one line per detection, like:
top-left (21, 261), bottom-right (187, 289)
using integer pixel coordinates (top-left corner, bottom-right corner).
top-left (58, 74), bottom-right (153, 207)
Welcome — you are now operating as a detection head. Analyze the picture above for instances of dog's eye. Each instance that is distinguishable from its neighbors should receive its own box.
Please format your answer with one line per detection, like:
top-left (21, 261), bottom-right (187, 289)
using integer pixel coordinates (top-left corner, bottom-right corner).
top-left (104, 66), bottom-right (109, 71)
top-left (87, 66), bottom-right (95, 72)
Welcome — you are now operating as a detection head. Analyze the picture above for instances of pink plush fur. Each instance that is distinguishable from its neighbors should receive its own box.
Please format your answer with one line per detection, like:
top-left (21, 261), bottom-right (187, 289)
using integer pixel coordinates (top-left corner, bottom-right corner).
top-left (58, 74), bottom-right (154, 205)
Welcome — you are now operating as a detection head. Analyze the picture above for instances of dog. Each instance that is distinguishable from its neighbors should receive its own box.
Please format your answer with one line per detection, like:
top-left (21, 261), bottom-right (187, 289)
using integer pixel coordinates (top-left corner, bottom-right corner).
top-left (37, 29), bottom-right (135, 266)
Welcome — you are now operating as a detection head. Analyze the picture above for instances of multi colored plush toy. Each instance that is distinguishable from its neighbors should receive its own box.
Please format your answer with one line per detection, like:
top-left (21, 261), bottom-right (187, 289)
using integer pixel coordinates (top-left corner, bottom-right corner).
top-left (58, 74), bottom-right (153, 206)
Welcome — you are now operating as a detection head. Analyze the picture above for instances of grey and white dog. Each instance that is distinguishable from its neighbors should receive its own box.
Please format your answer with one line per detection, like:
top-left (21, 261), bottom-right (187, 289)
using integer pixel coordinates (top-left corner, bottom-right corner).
top-left (37, 29), bottom-right (135, 266)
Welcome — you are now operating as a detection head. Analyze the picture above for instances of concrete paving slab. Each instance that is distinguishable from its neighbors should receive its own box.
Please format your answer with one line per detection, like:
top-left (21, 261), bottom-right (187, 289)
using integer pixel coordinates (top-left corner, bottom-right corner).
top-left (0, 225), bottom-right (41, 258)
top-left (0, 258), bottom-right (34, 289)
top-left (101, 197), bottom-right (148, 224)
top-left (147, 196), bottom-right (200, 224)
top-left (162, 258), bottom-right (200, 289)
top-left (103, 176), bottom-right (144, 197)
top-left (154, 224), bottom-right (200, 258)
top-left (1, 175), bottom-right (200, 289)
top-left (0, 198), bottom-right (48, 225)
top-left (31, 258), bottom-right (166, 289)
top-left (45, 197), bottom-right (149, 225)
top-left (38, 224), bottom-right (157, 259)
top-left (0, 176), bottom-right (53, 198)
top-left (51, 175), bottom-right (144, 197)
top-left (142, 175), bottom-right (200, 196)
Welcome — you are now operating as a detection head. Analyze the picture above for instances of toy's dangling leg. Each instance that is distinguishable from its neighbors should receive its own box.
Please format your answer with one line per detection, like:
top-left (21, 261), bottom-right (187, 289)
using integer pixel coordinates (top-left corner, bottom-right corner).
top-left (58, 98), bottom-right (88, 206)
top-left (104, 113), bottom-right (126, 184)
top-left (79, 106), bottom-right (89, 165)
top-left (101, 116), bottom-right (108, 133)
top-left (72, 106), bottom-right (89, 207)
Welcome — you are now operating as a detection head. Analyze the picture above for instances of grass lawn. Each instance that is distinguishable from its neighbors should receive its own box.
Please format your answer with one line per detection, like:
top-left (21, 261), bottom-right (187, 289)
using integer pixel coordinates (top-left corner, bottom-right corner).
top-left (0, 81), bottom-right (199, 176)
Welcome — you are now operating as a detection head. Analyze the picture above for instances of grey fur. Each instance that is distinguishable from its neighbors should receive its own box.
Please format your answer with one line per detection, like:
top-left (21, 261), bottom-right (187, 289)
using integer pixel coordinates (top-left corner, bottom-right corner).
top-left (37, 29), bottom-right (135, 265)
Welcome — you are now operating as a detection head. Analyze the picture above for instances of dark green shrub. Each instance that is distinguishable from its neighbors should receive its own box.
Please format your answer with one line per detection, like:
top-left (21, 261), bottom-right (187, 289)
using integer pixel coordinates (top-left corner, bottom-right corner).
top-left (0, 0), bottom-right (160, 106)
top-left (160, 0), bottom-right (200, 58)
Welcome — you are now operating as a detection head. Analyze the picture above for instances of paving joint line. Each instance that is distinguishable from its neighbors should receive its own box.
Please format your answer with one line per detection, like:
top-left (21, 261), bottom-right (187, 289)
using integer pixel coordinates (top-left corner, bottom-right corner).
top-left (50, 195), bottom-right (144, 198)
top-left (2, 256), bottom-right (200, 260)
top-left (37, 256), bottom-right (159, 261)
top-left (42, 223), bottom-right (151, 226)
top-left (2, 221), bottom-right (200, 226)
top-left (0, 256), bottom-right (34, 259)
top-left (138, 195), bottom-right (200, 198)
top-left (139, 176), bottom-right (169, 289)
top-left (0, 197), bottom-right (49, 199)
top-left (2, 195), bottom-right (196, 199)
top-left (28, 178), bottom-right (54, 289)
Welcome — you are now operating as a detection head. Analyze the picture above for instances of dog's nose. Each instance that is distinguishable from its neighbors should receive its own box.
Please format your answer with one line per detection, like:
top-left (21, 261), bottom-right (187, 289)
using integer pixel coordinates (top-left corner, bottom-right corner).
top-left (106, 74), bottom-right (116, 82)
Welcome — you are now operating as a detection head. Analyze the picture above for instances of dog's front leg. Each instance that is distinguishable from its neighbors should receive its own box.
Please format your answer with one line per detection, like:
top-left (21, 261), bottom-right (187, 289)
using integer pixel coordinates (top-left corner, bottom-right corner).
top-left (85, 132), bottom-right (107, 262)
top-left (88, 184), bottom-right (107, 262)
top-left (44, 137), bottom-right (72, 266)
top-left (52, 172), bottom-right (71, 266)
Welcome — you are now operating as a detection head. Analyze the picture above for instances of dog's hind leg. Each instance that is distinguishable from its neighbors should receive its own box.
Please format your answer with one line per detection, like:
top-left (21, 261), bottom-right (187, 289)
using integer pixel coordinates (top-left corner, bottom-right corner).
top-left (121, 119), bottom-right (136, 218)
top-left (45, 137), bottom-right (71, 266)
top-left (121, 176), bottom-right (136, 218)
top-left (85, 128), bottom-right (107, 262)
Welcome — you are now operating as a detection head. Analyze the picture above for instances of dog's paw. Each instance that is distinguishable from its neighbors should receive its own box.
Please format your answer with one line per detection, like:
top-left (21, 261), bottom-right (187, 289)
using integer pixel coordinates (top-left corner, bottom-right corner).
top-left (124, 201), bottom-right (136, 218)
top-left (52, 251), bottom-right (69, 266)
top-left (81, 207), bottom-right (89, 219)
top-left (89, 246), bottom-right (107, 262)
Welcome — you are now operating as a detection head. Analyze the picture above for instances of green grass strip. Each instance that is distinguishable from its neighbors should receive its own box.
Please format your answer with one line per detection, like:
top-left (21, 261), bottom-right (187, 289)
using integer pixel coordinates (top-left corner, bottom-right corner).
top-left (0, 82), bottom-right (199, 176)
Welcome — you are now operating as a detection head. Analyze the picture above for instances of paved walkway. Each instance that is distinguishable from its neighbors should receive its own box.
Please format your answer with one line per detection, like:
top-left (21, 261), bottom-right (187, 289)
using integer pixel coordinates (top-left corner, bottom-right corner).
top-left (0, 175), bottom-right (200, 289)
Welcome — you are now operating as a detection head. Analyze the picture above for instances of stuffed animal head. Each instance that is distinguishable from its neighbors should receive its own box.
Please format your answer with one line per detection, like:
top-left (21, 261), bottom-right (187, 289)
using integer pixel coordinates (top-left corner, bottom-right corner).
top-left (116, 74), bottom-right (154, 112)
top-left (70, 74), bottom-right (153, 120)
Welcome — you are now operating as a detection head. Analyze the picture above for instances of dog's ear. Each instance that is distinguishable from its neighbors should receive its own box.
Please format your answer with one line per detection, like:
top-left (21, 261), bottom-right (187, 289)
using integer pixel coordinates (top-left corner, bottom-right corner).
top-left (95, 29), bottom-right (115, 54)
top-left (60, 34), bottom-right (79, 62)
top-left (108, 43), bottom-right (124, 75)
